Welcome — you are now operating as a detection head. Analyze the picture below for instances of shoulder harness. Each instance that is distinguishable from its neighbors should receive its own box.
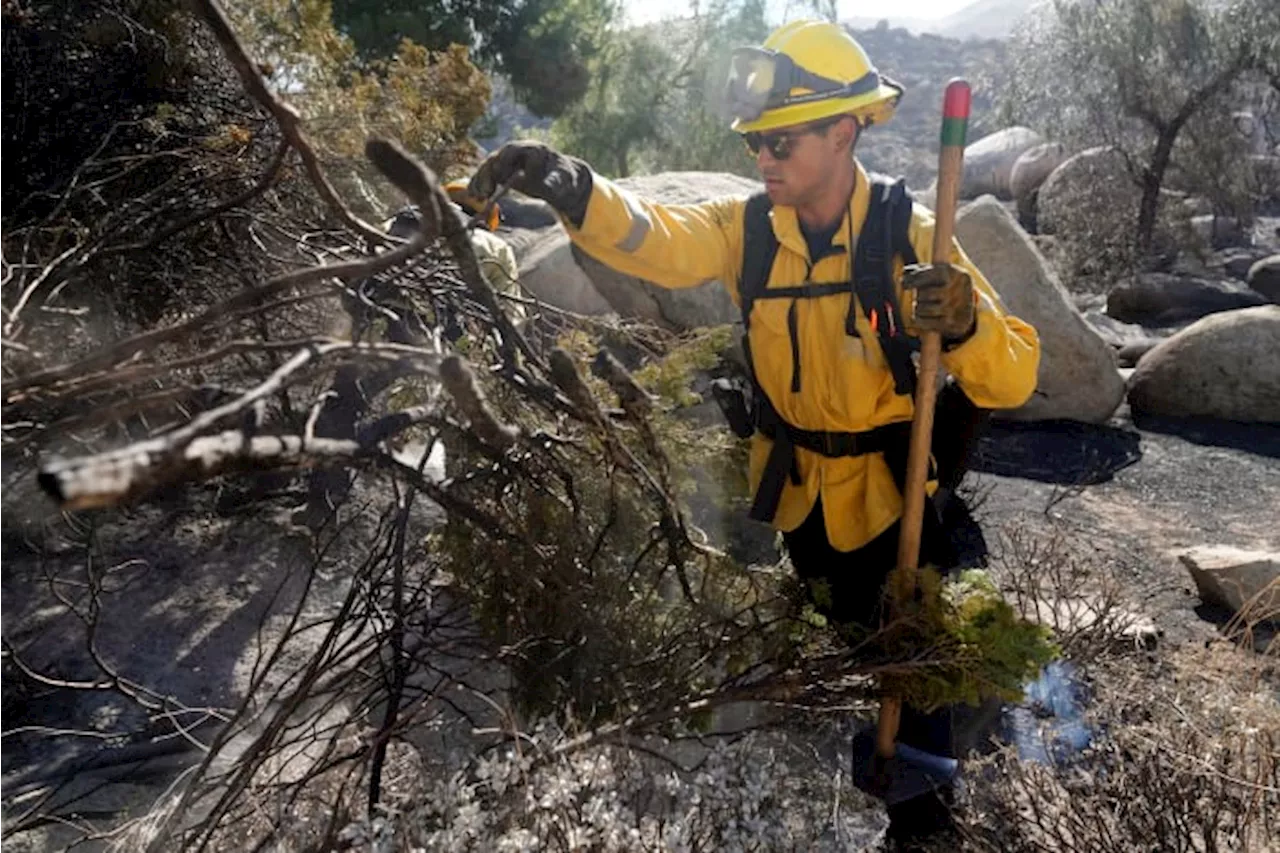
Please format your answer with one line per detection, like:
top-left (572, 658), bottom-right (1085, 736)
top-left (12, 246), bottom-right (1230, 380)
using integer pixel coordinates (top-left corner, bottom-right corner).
top-left (738, 176), bottom-right (922, 523)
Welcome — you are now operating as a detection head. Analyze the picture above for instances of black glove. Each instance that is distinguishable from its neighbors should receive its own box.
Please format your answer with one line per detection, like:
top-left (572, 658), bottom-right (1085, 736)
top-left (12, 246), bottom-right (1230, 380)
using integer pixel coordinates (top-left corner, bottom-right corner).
top-left (902, 262), bottom-right (977, 346)
top-left (468, 141), bottom-right (594, 229)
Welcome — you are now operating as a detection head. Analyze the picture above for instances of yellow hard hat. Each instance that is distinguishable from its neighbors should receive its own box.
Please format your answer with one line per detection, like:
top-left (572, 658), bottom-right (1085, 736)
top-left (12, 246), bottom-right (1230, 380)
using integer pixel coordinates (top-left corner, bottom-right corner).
top-left (727, 20), bottom-right (903, 134)
top-left (445, 179), bottom-right (500, 230)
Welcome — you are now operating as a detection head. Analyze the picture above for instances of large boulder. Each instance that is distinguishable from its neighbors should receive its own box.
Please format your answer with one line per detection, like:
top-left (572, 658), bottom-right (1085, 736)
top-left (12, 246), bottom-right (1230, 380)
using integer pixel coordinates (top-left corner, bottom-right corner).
top-left (1116, 338), bottom-right (1162, 368)
top-left (1127, 305), bottom-right (1280, 421)
top-left (1037, 146), bottom-right (1134, 237)
top-left (1216, 248), bottom-right (1273, 282)
top-left (1248, 254), bottom-right (1280, 302)
top-left (502, 225), bottom-right (614, 316)
top-left (1082, 309), bottom-right (1158, 349)
top-left (960, 127), bottom-right (1044, 201)
top-left (1010, 142), bottom-right (1068, 202)
top-left (1010, 141), bottom-right (1067, 225)
top-left (1106, 272), bottom-right (1269, 325)
top-left (570, 172), bottom-right (762, 330)
top-left (955, 195), bottom-right (1125, 423)
top-left (1179, 546), bottom-right (1279, 622)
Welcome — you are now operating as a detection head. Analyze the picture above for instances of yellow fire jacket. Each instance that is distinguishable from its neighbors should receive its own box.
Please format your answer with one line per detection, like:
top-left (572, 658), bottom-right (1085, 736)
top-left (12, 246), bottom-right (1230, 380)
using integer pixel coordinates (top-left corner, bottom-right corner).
top-left (561, 163), bottom-right (1041, 552)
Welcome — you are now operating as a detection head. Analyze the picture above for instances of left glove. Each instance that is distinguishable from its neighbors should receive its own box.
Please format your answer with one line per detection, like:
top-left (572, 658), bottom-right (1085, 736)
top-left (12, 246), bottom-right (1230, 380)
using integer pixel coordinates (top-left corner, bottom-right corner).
top-left (902, 262), bottom-right (977, 345)
top-left (468, 141), bottom-right (594, 229)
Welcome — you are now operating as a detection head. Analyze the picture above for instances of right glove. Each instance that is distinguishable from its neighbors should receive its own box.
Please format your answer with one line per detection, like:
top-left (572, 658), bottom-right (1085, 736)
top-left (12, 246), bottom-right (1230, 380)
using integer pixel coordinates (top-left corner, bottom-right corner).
top-left (468, 141), bottom-right (594, 228)
top-left (901, 261), bottom-right (977, 346)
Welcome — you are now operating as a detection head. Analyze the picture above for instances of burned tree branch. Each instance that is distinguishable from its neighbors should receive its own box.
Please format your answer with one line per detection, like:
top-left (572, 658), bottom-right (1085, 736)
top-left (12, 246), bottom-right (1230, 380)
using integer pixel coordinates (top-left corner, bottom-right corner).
top-left (35, 338), bottom-right (445, 508)
top-left (39, 429), bottom-right (370, 510)
top-left (439, 355), bottom-right (517, 451)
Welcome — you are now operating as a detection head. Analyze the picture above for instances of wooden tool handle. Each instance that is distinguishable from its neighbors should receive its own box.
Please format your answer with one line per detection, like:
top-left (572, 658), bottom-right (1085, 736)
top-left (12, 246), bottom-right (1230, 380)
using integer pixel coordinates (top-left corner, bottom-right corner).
top-left (877, 78), bottom-right (971, 761)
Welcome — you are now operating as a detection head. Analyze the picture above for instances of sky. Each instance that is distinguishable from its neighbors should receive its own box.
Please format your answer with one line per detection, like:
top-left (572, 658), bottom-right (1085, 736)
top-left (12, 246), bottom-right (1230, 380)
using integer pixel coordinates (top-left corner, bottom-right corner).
top-left (624, 0), bottom-right (979, 26)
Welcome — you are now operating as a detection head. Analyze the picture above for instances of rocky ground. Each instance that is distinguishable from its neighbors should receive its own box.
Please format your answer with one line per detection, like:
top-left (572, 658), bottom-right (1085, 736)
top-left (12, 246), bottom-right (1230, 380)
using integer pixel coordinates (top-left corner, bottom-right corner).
top-left (973, 408), bottom-right (1280, 648)
top-left (5, 385), bottom-right (1276, 851)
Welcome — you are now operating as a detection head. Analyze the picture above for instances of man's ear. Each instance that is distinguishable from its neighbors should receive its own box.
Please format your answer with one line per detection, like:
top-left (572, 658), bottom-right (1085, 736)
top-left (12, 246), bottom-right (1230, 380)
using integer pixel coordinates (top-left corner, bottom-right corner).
top-left (832, 115), bottom-right (859, 153)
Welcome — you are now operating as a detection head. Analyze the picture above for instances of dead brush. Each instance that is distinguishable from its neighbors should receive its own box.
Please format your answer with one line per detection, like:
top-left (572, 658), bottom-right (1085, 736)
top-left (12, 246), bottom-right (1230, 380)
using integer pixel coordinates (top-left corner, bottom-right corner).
top-left (989, 522), bottom-right (1163, 659)
top-left (953, 645), bottom-right (1280, 853)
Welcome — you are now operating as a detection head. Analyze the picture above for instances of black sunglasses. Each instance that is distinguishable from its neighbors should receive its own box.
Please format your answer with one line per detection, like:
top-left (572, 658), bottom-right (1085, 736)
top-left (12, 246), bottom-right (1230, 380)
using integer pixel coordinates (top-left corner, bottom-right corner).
top-left (742, 115), bottom-right (846, 161)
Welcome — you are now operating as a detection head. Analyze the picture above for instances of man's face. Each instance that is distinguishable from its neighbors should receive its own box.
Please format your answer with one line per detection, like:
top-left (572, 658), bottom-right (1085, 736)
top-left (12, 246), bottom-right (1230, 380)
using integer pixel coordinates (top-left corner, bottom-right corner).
top-left (747, 115), bottom-right (856, 207)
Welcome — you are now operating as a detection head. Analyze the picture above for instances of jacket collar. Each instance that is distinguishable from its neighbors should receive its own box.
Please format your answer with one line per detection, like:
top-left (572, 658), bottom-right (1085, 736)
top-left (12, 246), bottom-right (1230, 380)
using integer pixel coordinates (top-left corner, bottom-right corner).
top-left (767, 160), bottom-right (873, 262)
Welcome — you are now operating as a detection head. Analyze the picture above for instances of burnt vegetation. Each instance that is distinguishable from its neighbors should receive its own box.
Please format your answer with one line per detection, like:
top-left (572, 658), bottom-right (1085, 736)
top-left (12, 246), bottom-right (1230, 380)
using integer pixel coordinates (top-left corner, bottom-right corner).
top-left (2, 2), bottom-right (1277, 852)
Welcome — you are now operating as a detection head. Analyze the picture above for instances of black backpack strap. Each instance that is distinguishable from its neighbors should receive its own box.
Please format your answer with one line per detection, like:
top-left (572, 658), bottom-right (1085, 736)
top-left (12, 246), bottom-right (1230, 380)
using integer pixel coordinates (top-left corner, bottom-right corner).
top-left (736, 192), bottom-right (800, 522)
top-left (886, 178), bottom-right (919, 267)
top-left (739, 191), bottom-right (779, 329)
top-left (853, 177), bottom-right (919, 398)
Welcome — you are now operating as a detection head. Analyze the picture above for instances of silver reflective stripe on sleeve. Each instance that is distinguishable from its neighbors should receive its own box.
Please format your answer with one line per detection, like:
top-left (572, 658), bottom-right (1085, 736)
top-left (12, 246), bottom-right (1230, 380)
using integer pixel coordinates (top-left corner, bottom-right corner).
top-left (614, 189), bottom-right (652, 253)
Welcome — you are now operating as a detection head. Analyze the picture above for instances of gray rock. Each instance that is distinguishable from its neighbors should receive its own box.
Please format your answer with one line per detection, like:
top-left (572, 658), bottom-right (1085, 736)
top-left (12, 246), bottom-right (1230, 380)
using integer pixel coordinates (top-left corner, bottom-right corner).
top-left (961, 127), bottom-right (1044, 200)
top-left (503, 225), bottom-right (614, 316)
top-left (1009, 141), bottom-right (1067, 223)
top-left (1116, 338), bottom-right (1162, 368)
top-left (572, 172), bottom-right (762, 330)
top-left (1127, 305), bottom-right (1280, 422)
top-left (1181, 196), bottom-right (1214, 218)
top-left (1035, 147), bottom-right (1181, 256)
top-left (1179, 546), bottom-right (1279, 623)
top-left (956, 195), bottom-right (1125, 423)
top-left (1037, 147), bottom-right (1133, 237)
top-left (1082, 310), bottom-right (1153, 349)
top-left (1015, 191), bottom-right (1038, 231)
top-left (1106, 272), bottom-right (1269, 325)
top-left (1216, 248), bottom-right (1272, 281)
top-left (1247, 254), bottom-right (1280, 302)
top-left (615, 171), bottom-right (762, 206)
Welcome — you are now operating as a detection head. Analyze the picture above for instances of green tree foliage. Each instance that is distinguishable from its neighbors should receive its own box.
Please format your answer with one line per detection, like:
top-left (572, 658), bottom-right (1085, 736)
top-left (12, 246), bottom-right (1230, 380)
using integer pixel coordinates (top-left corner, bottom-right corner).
top-left (226, 0), bottom-right (492, 204)
top-left (330, 0), bottom-right (616, 117)
top-left (550, 0), bottom-right (770, 178)
top-left (1002, 0), bottom-right (1280, 256)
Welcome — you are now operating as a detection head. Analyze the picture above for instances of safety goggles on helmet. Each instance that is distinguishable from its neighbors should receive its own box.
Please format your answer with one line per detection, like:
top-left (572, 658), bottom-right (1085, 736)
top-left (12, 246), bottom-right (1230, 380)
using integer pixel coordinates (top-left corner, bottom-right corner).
top-left (742, 115), bottom-right (846, 161)
top-left (725, 46), bottom-right (883, 124)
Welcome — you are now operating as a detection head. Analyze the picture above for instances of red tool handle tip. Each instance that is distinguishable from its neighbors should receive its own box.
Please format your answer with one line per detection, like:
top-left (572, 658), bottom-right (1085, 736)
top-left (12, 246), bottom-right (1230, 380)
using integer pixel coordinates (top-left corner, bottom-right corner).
top-left (942, 79), bottom-right (971, 120)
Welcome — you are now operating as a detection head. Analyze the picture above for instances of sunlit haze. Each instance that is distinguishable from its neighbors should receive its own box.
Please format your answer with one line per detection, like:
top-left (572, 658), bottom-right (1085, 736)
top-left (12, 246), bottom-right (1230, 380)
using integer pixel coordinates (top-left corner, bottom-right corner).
top-left (624, 0), bottom-right (981, 25)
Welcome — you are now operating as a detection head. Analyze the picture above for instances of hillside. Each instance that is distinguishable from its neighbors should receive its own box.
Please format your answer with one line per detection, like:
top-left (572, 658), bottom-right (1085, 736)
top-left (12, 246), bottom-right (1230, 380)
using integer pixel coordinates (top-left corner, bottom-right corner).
top-left (846, 0), bottom-right (1041, 39)
top-left (846, 24), bottom-right (1008, 188)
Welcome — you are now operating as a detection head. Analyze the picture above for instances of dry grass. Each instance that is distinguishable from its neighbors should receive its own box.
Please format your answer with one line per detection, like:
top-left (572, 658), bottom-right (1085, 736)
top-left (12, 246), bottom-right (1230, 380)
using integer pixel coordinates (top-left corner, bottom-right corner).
top-left (950, 642), bottom-right (1279, 853)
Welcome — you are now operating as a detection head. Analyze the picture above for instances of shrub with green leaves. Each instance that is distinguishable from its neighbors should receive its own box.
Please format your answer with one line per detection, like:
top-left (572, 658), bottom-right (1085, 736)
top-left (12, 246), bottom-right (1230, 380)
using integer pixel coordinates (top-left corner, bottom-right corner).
top-left (433, 319), bottom-right (1057, 727)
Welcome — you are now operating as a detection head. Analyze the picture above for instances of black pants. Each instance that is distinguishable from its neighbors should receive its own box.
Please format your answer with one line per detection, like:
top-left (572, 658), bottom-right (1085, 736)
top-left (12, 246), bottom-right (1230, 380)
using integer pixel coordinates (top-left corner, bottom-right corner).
top-left (783, 500), bottom-right (968, 760)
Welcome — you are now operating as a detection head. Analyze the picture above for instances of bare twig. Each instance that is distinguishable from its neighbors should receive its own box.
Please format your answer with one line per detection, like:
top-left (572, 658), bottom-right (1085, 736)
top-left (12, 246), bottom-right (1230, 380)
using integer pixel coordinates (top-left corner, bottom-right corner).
top-left (6, 139), bottom-right (446, 403)
top-left (101, 138), bottom-right (292, 257)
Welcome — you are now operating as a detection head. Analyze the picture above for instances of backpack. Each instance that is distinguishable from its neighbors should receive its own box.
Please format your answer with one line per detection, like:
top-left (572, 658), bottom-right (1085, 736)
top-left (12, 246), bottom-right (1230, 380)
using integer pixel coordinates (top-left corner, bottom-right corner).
top-left (723, 176), bottom-right (989, 528)
top-left (739, 176), bottom-right (920, 400)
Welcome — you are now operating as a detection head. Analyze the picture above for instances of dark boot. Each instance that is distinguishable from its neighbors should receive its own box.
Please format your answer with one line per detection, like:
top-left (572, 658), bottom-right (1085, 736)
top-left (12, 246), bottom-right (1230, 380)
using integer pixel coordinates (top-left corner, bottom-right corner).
top-left (886, 784), bottom-right (958, 848)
